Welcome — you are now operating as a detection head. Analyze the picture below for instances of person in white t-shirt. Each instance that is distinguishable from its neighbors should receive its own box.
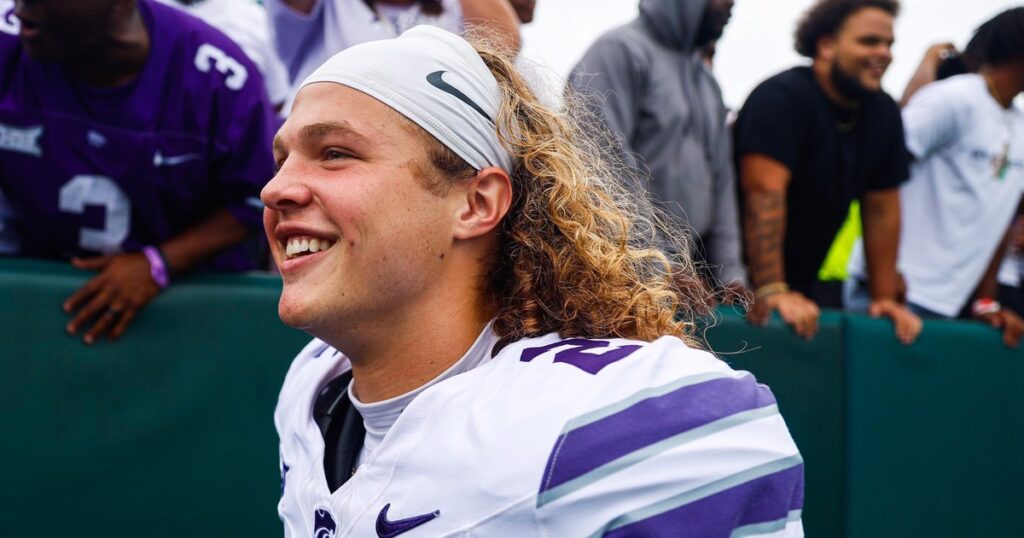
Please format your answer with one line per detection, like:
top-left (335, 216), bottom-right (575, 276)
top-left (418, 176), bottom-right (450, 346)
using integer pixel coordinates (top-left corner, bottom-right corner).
top-left (847, 8), bottom-right (1024, 347)
top-left (162, 0), bottom-right (290, 109)
top-left (264, 26), bottom-right (804, 537)
top-left (267, 0), bottom-right (520, 112)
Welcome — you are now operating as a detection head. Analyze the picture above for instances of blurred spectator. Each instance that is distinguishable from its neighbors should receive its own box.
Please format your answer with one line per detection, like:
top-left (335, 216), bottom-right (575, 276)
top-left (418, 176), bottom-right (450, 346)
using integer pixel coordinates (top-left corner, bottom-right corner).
top-left (734, 0), bottom-right (920, 344)
top-left (268, 0), bottom-right (521, 111)
top-left (898, 35), bottom-right (1024, 321)
top-left (568, 0), bottom-right (748, 299)
top-left (0, 0), bottom-right (277, 343)
top-left (159, 0), bottom-right (290, 110)
top-left (848, 8), bottom-right (1024, 348)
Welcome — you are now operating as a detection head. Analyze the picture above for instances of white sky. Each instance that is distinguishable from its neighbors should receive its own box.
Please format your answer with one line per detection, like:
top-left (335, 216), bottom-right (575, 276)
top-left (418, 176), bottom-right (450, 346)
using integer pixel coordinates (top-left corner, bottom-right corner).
top-left (520, 0), bottom-right (1021, 108)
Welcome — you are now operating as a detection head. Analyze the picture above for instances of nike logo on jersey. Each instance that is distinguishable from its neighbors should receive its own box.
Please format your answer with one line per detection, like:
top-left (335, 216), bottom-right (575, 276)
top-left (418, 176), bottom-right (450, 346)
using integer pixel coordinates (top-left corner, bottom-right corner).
top-left (426, 70), bottom-right (492, 122)
top-left (375, 503), bottom-right (440, 537)
top-left (87, 130), bottom-right (107, 148)
top-left (153, 150), bottom-right (202, 167)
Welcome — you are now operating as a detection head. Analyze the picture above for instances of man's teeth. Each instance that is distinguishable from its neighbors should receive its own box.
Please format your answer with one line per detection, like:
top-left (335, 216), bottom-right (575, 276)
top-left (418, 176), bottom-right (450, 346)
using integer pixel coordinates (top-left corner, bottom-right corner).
top-left (285, 236), bottom-right (333, 259)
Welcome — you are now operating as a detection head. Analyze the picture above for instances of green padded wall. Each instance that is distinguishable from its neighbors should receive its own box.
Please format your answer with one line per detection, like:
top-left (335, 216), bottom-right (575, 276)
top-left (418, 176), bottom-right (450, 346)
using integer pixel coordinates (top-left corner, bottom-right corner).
top-left (844, 315), bottom-right (1024, 537)
top-left (0, 259), bottom-right (309, 537)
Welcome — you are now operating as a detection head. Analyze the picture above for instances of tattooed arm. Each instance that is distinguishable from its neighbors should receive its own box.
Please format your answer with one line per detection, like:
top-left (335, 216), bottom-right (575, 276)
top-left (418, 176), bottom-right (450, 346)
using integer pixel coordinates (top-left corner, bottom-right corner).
top-left (739, 154), bottom-right (821, 339)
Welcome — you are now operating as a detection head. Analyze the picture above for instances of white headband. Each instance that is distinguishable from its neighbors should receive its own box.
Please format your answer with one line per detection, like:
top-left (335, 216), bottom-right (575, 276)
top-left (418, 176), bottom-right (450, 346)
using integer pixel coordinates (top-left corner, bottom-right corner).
top-left (298, 25), bottom-right (513, 172)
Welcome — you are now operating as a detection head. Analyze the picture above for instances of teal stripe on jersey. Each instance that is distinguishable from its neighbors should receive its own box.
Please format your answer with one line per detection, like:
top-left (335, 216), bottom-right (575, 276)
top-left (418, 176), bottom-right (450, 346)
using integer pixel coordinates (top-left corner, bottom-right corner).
top-left (538, 404), bottom-right (781, 507)
top-left (588, 455), bottom-right (805, 538)
top-left (729, 510), bottom-right (803, 537)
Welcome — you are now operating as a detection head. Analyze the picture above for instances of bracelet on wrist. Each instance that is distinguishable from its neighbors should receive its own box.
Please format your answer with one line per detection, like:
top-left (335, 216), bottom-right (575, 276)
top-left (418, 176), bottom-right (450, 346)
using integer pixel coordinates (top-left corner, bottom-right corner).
top-left (755, 281), bottom-right (790, 299)
top-left (142, 246), bottom-right (171, 289)
top-left (971, 298), bottom-right (1001, 317)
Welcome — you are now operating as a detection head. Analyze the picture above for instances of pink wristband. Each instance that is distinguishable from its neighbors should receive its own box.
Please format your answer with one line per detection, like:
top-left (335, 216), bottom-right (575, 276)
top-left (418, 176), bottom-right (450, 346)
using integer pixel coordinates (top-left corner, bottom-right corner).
top-left (142, 246), bottom-right (170, 289)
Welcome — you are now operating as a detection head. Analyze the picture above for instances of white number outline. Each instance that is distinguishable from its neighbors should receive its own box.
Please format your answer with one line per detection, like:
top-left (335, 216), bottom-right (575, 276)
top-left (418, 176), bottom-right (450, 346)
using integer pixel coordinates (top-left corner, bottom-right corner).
top-left (194, 43), bottom-right (248, 91)
top-left (58, 175), bottom-right (131, 254)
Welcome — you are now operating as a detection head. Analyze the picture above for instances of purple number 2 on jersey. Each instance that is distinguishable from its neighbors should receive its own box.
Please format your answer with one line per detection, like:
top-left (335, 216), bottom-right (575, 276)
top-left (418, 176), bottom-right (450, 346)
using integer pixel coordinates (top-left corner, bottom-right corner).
top-left (520, 339), bottom-right (641, 375)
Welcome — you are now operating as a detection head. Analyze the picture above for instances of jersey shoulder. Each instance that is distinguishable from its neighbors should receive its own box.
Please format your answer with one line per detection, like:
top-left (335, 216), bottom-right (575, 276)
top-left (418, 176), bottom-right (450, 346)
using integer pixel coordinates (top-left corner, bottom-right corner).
top-left (486, 333), bottom-right (780, 457)
top-left (494, 332), bottom-right (740, 394)
top-left (488, 335), bottom-right (803, 537)
top-left (146, 0), bottom-right (263, 97)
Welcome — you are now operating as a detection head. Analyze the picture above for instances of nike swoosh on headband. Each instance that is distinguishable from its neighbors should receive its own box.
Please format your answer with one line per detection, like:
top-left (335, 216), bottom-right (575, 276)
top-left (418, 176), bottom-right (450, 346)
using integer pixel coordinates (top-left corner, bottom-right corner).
top-left (426, 70), bottom-right (492, 122)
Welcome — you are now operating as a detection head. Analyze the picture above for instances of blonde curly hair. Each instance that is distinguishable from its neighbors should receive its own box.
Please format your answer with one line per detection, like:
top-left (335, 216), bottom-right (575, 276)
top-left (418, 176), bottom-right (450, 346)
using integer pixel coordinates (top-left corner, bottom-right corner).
top-left (416, 36), bottom-right (714, 348)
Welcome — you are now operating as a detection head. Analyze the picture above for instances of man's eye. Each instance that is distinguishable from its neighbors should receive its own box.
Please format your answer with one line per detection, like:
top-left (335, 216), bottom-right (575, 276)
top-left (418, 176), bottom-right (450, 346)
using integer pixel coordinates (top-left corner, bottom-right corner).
top-left (324, 148), bottom-right (350, 161)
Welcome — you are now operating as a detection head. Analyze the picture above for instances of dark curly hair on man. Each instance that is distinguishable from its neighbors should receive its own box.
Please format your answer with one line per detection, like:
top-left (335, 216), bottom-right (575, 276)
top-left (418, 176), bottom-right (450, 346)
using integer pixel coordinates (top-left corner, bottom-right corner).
top-left (794, 0), bottom-right (900, 58)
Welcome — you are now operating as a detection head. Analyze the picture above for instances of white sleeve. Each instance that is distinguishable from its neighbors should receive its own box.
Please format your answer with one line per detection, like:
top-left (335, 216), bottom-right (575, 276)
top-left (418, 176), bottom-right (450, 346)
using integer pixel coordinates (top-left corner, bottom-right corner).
top-left (535, 339), bottom-right (805, 537)
top-left (902, 81), bottom-right (964, 160)
top-left (261, 42), bottom-right (291, 107)
top-left (266, 0), bottom-right (325, 80)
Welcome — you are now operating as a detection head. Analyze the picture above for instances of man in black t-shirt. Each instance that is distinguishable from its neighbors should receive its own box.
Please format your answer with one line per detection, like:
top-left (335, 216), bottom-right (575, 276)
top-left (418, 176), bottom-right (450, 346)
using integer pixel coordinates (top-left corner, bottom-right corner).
top-left (733, 0), bottom-right (921, 344)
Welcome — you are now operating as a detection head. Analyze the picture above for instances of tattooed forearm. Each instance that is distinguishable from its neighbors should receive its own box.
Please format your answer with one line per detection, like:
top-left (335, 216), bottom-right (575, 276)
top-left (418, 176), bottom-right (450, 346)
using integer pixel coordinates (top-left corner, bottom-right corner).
top-left (743, 190), bottom-right (787, 288)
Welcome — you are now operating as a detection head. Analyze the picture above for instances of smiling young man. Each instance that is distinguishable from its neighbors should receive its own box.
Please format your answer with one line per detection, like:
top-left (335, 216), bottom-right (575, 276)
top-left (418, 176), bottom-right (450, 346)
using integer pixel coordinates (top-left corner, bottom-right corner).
top-left (734, 0), bottom-right (921, 344)
top-left (265, 25), bottom-right (804, 538)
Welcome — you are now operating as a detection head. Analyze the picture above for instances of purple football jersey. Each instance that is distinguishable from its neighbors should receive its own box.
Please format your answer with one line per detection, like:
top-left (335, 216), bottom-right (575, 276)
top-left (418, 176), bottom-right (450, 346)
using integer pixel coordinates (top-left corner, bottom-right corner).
top-left (0, 0), bottom-right (278, 270)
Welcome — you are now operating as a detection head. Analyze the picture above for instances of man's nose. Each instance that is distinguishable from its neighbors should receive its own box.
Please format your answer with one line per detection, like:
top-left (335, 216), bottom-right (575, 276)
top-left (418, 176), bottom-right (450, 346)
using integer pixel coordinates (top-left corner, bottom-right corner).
top-left (261, 161), bottom-right (313, 211)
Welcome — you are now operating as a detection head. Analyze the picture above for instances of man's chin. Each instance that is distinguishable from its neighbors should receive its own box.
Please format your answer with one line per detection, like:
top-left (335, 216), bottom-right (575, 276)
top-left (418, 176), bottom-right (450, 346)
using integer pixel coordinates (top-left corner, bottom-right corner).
top-left (277, 299), bottom-right (316, 331)
top-left (860, 79), bottom-right (883, 93)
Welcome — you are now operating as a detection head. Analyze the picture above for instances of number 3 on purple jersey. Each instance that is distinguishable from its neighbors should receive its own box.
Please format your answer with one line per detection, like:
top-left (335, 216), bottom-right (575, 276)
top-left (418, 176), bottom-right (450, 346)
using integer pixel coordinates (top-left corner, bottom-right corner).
top-left (59, 175), bottom-right (130, 253)
top-left (194, 44), bottom-right (248, 91)
top-left (520, 339), bottom-right (641, 375)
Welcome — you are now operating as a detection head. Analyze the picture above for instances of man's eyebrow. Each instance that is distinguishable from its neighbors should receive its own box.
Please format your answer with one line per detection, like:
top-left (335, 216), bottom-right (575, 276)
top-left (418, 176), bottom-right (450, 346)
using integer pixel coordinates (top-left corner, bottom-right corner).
top-left (273, 121), bottom-right (369, 155)
top-left (299, 121), bottom-right (369, 145)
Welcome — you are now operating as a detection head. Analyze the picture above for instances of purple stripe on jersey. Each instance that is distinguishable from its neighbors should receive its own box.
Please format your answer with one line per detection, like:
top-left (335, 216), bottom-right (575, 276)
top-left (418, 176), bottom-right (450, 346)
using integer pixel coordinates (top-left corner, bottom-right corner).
top-left (786, 461), bottom-right (804, 513)
top-left (602, 463), bottom-right (804, 538)
top-left (540, 375), bottom-right (775, 495)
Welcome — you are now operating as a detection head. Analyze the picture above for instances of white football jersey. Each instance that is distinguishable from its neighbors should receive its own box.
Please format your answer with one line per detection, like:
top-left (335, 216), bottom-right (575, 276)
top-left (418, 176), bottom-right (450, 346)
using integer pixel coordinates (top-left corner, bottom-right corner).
top-left (275, 328), bottom-right (804, 537)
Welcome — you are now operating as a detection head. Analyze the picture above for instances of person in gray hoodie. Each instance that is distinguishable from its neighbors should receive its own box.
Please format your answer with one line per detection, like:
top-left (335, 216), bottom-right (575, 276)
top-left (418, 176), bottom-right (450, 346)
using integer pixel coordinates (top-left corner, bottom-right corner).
top-left (569, 0), bottom-right (746, 297)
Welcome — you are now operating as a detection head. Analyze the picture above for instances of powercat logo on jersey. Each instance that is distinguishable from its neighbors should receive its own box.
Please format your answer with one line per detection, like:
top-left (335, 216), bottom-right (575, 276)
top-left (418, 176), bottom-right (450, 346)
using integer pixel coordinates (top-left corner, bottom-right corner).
top-left (0, 122), bottom-right (43, 157)
top-left (313, 507), bottom-right (338, 538)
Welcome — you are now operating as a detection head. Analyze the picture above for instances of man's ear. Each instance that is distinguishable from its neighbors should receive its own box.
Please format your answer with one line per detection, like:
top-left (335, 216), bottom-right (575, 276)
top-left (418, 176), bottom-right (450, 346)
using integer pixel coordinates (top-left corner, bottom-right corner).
top-left (452, 166), bottom-right (512, 240)
top-left (818, 36), bottom-right (837, 63)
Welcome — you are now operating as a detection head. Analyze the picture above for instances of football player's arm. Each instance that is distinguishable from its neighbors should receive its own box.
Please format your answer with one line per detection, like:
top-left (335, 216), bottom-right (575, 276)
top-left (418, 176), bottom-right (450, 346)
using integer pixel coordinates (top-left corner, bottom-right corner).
top-left (861, 189), bottom-right (922, 345)
top-left (460, 0), bottom-right (520, 52)
top-left (971, 213), bottom-right (1023, 348)
top-left (63, 210), bottom-right (249, 344)
top-left (739, 154), bottom-right (819, 339)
